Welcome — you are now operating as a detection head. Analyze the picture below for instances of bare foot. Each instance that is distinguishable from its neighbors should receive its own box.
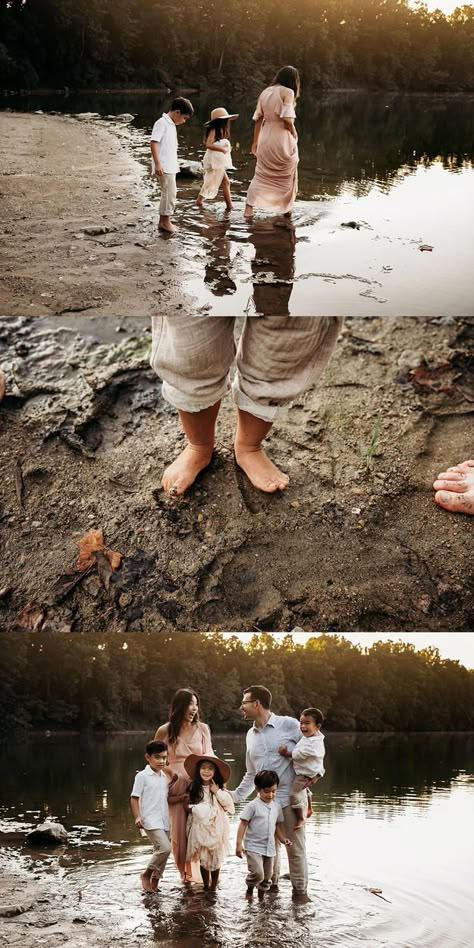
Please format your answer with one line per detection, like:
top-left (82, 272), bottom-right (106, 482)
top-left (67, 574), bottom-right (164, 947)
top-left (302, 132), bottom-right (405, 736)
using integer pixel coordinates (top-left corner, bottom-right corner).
top-left (162, 444), bottom-right (213, 496)
top-left (159, 217), bottom-right (177, 233)
top-left (196, 198), bottom-right (203, 207)
top-left (245, 887), bottom-right (254, 900)
top-left (140, 872), bottom-right (154, 892)
top-left (433, 460), bottom-right (474, 515)
top-left (234, 443), bottom-right (289, 492)
top-left (244, 204), bottom-right (253, 219)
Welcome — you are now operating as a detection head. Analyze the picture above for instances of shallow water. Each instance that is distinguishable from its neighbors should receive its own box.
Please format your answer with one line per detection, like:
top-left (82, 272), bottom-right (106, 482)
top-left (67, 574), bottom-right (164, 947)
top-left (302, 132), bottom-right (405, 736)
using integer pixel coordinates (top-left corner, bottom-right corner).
top-left (1, 732), bottom-right (473, 947)
top-left (3, 91), bottom-right (474, 317)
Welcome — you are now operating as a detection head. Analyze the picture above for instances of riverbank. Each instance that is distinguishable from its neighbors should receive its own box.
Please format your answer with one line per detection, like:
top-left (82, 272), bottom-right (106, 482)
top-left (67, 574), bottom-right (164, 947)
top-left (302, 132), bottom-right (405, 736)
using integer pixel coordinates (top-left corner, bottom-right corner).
top-left (1, 315), bottom-right (473, 633)
top-left (0, 111), bottom-right (195, 318)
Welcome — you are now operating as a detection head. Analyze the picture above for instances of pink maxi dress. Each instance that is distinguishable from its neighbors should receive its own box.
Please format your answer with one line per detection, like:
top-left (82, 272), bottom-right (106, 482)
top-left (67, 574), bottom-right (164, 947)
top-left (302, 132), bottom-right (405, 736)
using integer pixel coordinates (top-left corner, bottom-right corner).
top-left (246, 84), bottom-right (298, 214)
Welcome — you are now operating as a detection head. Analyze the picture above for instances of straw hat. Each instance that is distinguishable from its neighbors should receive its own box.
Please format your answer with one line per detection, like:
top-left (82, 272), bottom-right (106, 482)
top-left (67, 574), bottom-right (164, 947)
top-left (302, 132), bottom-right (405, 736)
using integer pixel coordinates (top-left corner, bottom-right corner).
top-left (204, 107), bottom-right (239, 125)
top-left (184, 753), bottom-right (231, 783)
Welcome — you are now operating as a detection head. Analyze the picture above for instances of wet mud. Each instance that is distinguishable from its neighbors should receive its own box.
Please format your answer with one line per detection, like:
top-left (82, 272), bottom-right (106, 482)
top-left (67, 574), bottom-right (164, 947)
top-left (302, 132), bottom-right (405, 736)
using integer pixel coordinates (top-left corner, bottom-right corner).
top-left (1, 315), bottom-right (473, 633)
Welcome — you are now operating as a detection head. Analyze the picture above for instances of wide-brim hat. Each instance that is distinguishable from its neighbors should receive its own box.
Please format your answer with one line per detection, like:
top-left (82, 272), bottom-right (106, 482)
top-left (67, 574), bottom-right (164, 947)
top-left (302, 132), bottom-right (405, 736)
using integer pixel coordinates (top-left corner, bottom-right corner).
top-left (204, 107), bottom-right (239, 125)
top-left (184, 753), bottom-right (231, 783)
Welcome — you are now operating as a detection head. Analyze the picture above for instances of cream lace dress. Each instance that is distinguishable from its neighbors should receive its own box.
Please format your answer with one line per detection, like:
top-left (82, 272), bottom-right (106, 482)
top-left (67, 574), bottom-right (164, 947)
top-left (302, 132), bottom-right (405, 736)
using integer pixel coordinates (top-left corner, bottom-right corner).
top-left (186, 786), bottom-right (235, 871)
top-left (199, 139), bottom-right (233, 199)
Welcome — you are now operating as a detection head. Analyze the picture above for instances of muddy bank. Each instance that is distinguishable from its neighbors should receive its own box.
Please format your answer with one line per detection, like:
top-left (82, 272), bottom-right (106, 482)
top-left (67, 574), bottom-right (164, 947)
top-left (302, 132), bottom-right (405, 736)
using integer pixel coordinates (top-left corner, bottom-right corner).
top-left (0, 315), bottom-right (473, 633)
top-left (0, 111), bottom-right (194, 318)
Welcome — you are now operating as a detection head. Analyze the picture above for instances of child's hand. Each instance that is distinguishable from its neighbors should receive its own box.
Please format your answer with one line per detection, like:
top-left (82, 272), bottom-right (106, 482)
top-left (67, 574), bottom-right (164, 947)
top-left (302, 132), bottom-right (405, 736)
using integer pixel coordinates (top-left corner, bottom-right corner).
top-left (278, 744), bottom-right (289, 757)
top-left (209, 779), bottom-right (219, 795)
top-left (154, 165), bottom-right (164, 177)
top-left (283, 838), bottom-right (292, 847)
top-left (135, 816), bottom-right (144, 830)
top-left (236, 847), bottom-right (244, 858)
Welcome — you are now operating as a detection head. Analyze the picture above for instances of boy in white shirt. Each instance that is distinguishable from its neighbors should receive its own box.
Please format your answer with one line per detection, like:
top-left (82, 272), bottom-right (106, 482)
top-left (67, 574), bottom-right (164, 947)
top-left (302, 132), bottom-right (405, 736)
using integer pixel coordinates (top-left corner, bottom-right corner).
top-left (150, 96), bottom-right (194, 233)
top-left (131, 740), bottom-right (176, 891)
top-left (279, 707), bottom-right (325, 829)
top-left (236, 770), bottom-right (292, 899)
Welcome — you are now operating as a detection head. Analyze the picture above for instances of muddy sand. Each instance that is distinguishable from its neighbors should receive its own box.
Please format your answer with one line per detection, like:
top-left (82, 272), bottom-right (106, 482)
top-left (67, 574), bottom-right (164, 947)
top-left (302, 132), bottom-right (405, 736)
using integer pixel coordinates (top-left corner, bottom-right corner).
top-left (0, 315), bottom-right (473, 633)
top-left (0, 111), bottom-right (192, 318)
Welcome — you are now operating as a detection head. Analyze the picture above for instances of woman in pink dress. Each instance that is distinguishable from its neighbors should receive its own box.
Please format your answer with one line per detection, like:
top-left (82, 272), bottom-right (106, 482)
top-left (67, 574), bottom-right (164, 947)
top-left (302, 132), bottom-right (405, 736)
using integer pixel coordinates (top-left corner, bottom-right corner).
top-left (154, 688), bottom-right (214, 881)
top-left (245, 65), bottom-right (300, 219)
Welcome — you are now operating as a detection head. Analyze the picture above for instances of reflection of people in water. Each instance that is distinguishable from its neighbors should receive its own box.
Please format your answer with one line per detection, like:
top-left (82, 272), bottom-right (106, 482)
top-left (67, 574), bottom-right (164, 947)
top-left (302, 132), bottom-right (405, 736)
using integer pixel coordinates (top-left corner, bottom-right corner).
top-left (433, 460), bottom-right (474, 515)
top-left (247, 219), bottom-right (296, 316)
top-left (202, 210), bottom-right (237, 297)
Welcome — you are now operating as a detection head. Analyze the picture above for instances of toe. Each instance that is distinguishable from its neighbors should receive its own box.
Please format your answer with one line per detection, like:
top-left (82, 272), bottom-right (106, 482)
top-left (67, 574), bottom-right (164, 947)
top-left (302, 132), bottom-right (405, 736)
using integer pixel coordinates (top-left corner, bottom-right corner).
top-left (433, 477), bottom-right (466, 493)
top-left (435, 490), bottom-right (466, 512)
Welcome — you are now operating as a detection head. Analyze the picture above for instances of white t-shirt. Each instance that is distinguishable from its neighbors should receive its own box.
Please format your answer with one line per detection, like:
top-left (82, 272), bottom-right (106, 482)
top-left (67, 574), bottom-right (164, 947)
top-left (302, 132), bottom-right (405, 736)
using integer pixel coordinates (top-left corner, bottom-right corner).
top-left (292, 732), bottom-right (325, 778)
top-left (131, 765), bottom-right (170, 831)
top-left (150, 113), bottom-right (179, 174)
top-left (240, 797), bottom-right (284, 857)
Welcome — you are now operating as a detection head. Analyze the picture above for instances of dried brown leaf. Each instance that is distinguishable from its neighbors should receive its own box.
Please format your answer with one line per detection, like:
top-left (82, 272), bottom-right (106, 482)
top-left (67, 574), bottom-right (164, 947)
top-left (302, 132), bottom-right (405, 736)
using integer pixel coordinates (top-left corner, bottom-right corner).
top-left (75, 528), bottom-right (122, 573)
top-left (14, 601), bottom-right (44, 631)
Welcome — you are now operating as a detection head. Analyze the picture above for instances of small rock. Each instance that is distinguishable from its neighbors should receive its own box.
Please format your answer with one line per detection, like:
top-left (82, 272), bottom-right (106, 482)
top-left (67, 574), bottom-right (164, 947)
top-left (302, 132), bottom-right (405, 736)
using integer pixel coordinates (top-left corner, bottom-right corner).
top-left (27, 821), bottom-right (68, 846)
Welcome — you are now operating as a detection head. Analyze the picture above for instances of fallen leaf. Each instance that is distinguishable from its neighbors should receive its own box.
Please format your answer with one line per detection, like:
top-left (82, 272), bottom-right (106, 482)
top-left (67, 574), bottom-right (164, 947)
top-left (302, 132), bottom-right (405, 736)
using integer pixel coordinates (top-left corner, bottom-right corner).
top-left (0, 369), bottom-right (5, 403)
top-left (75, 528), bottom-right (122, 572)
top-left (14, 601), bottom-right (44, 631)
top-left (49, 564), bottom-right (95, 603)
top-left (93, 549), bottom-right (113, 591)
top-left (418, 244), bottom-right (433, 251)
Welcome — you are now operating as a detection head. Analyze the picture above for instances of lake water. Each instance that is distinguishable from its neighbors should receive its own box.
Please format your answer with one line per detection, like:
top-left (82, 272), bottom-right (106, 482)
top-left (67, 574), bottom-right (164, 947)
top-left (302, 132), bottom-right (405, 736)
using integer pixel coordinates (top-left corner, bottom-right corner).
top-left (1, 732), bottom-right (473, 947)
top-left (3, 91), bottom-right (474, 318)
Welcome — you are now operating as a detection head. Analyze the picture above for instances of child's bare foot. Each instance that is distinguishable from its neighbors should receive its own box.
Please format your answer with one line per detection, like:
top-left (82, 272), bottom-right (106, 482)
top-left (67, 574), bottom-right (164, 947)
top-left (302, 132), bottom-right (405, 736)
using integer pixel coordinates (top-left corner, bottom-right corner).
top-left (159, 216), bottom-right (177, 233)
top-left (245, 887), bottom-right (254, 899)
top-left (257, 888), bottom-right (266, 900)
top-left (162, 444), bottom-right (213, 496)
top-left (234, 443), bottom-right (289, 492)
top-left (196, 197), bottom-right (203, 207)
top-left (433, 460), bottom-right (474, 514)
top-left (140, 872), bottom-right (154, 892)
top-left (244, 204), bottom-right (253, 219)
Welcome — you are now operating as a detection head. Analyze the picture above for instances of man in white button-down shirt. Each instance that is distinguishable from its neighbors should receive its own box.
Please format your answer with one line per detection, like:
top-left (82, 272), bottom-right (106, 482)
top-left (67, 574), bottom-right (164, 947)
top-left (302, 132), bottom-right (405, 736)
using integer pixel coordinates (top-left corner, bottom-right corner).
top-left (232, 685), bottom-right (313, 899)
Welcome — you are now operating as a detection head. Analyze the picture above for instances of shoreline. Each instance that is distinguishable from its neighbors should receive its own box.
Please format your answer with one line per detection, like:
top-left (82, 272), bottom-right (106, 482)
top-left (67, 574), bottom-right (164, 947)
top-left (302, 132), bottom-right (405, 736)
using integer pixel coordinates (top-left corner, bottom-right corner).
top-left (0, 111), bottom-right (195, 317)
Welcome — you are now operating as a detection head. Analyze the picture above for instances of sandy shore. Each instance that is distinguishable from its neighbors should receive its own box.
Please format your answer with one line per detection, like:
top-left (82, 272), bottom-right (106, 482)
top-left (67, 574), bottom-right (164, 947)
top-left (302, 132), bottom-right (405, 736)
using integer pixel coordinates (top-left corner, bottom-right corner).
top-left (0, 111), bottom-right (193, 317)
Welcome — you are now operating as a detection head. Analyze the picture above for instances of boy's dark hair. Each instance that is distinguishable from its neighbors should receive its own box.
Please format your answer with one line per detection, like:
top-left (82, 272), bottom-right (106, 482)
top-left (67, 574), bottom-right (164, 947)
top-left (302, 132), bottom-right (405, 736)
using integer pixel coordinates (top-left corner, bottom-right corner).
top-left (242, 685), bottom-right (272, 709)
top-left (146, 740), bottom-right (168, 756)
top-left (302, 707), bottom-right (324, 726)
top-left (189, 758), bottom-right (224, 803)
top-left (170, 96), bottom-right (194, 117)
top-left (254, 770), bottom-right (280, 790)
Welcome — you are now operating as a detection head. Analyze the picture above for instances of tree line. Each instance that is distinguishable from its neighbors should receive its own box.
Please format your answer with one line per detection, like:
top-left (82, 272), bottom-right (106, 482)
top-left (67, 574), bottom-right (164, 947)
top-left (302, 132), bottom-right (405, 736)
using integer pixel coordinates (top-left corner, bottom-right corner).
top-left (1, 0), bottom-right (474, 93)
top-left (0, 631), bottom-right (472, 733)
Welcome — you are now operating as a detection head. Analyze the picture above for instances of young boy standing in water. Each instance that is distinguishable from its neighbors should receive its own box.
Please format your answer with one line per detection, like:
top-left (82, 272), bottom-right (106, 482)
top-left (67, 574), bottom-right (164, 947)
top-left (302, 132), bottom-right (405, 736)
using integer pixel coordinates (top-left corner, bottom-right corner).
top-left (131, 740), bottom-right (176, 892)
top-left (150, 315), bottom-right (343, 495)
top-left (236, 770), bottom-right (292, 899)
top-left (151, 97), bottom-right (194, 233)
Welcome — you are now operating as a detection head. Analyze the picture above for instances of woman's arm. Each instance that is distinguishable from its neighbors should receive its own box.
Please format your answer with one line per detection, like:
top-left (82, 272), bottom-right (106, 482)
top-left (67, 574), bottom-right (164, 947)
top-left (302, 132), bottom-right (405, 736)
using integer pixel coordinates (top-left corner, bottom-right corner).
top-left (283, 117), bottom-right (297, 138)
top-left (251, 117), bottom-right (263, 155)
top-left (154, 722), bottom-right (169, 742)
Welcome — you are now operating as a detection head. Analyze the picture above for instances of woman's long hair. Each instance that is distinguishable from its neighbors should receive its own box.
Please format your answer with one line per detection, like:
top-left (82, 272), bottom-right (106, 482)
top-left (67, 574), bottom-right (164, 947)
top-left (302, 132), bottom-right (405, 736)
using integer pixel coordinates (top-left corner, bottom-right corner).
top-left (167, 688), bottom-right (201, 744)
top-left (204, 117), bottom-right (230, 144)
top-left (271, 65), bottom-right (300, 99)
top-left (188, 759), bottom-right (224, 804)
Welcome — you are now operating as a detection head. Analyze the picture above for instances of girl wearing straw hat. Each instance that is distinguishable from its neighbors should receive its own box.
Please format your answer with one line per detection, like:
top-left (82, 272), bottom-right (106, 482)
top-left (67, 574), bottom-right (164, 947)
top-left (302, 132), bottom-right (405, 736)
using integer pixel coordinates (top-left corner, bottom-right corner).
top-left (169, 753), bottom-right (234, 890)
top-left (196, 107), bottom-right (238, 211)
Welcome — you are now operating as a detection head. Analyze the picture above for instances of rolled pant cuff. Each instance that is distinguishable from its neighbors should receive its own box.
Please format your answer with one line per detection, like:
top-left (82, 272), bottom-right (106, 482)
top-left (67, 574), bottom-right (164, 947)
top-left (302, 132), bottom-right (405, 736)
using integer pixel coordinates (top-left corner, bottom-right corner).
top-left (231, 380), bottom-right (279, 422)
top-left (161, 378), bottom-right (230, 413)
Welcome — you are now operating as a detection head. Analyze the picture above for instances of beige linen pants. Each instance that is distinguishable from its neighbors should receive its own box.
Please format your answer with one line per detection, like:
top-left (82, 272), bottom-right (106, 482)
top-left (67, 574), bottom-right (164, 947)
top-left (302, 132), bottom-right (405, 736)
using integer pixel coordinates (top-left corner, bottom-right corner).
top-left (272, 804), bottom-right (308, 894)
top-left (289, 773), bottom-right (311, 809)
top-left (159, 173), bottom-right (177, 216)
top-left (144, 828), bottom-right (171, 880)
top-left (245, 851), bottom-right (274, 890)
top-left (150, 316), bottom-right (342, 422)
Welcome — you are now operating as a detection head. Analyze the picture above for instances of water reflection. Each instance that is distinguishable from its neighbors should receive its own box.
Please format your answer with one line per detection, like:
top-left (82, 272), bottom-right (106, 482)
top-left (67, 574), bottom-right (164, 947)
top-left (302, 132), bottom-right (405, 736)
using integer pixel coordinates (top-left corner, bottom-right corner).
top-left (1, 733), bottom-right (473, 947)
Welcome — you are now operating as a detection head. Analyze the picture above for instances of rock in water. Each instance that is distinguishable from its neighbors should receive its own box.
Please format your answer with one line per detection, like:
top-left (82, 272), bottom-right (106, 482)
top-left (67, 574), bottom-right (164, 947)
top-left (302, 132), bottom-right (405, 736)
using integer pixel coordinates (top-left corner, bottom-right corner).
top-left (27, 821), bottom-right (68, 846)
top-left (115, 113), bottom-right (135, 123)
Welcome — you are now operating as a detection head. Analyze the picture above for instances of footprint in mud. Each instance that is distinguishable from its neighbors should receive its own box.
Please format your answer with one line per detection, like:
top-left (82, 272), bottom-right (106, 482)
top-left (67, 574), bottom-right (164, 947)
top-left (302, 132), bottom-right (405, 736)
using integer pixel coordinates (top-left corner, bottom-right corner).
top-left (234, 459), bottom-right (289, 514)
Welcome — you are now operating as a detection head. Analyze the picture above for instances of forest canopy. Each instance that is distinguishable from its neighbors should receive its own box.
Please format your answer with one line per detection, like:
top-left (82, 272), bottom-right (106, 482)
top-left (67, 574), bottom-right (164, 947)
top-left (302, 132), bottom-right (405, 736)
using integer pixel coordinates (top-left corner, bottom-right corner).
top-left (1, 0), bottom-right (474, 92)
top-left (1, 631), bottom-right (473, 733)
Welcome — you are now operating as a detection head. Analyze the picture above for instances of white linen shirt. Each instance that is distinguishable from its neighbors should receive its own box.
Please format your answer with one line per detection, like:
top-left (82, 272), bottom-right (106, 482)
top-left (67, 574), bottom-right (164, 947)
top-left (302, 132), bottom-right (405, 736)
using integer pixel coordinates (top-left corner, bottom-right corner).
top-left (292, 732), bottom-right (325, 777)
top-left (233, 713), bottom-right (301, 807)
top-left (150, 113), bottom-right (179, 174)
top-left (240, 796), bottom-right (284, 856)
top-left (131, 765), bottom-right (170, 831)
